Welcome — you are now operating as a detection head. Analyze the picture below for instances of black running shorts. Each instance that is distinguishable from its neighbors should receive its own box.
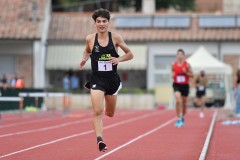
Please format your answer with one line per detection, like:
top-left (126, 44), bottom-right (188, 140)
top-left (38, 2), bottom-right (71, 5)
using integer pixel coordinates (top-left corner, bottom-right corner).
top-left (85, 73), bottom-right (122, 95)
top-left (172, 83), bottom-right (189, 97)
top-left (196, 90), bottom-right (206, 98)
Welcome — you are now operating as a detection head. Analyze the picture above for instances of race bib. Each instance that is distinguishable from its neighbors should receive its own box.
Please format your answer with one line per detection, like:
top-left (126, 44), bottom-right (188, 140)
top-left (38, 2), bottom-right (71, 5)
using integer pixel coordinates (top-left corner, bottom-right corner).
top-left (198, 86), bottom-right (205, 91)
top-left (98, 61), bottom-right (112, 71)
top-left (177, 76), bottom-right (185, 83)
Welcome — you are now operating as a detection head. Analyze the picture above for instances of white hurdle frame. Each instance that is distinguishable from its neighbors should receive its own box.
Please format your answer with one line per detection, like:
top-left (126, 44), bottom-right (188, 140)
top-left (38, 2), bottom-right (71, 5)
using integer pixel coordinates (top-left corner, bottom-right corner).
top-left (18, 92), bottom-right (66, 108)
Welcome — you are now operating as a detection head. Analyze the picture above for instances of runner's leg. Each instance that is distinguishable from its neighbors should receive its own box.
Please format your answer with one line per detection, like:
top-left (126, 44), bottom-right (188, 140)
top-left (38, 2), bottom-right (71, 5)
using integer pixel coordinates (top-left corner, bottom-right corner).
top-left (105, 95), bottom-right (117, 117)
top-left (182, 96), bottom-right (187, 116)
top-left (174, 91), bottom-right (182, 116)
top-left (91, 89), bottom-right (105, 137)
top-left (174, 91), bottom-right (183, 127)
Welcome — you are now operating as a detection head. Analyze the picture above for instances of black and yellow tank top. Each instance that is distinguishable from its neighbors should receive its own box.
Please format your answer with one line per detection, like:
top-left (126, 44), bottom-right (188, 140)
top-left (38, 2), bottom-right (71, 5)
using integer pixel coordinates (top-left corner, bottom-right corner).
top-left (90, 32), bottom-right (119, 77)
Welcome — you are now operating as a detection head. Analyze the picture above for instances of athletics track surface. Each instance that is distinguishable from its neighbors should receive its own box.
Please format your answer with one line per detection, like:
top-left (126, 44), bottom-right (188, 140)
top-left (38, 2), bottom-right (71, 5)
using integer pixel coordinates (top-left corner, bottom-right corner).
top-left (0, 108), bottom-right (239, 160)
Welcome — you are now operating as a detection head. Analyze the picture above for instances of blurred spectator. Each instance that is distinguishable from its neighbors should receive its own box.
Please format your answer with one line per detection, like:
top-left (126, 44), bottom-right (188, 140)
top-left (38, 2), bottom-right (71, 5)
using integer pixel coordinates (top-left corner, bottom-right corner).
top-left (9, 72), bottom-right (18, 88)
top-left (236, 69), bottom-right (240, 87)
top-left (195, 70), bottom-right (208, 118)
top-left (70, 72), bottom-right (79, 90)
top-left (63, 72), bottom-right (70, 92)
top-left (1, 74), bottom-right (8, 90)
top-left (234, 69), bottom-right (240, 115)
top-left (15, 76), bottom-right (25, 89)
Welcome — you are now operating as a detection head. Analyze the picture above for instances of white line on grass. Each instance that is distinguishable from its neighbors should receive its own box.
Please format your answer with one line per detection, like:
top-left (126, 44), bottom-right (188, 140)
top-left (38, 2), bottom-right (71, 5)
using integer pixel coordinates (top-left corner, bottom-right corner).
top-left (199, 110), bottom-right (218, 160)
top-left (0, 110), bottom-right (165, 159)
top-left (95, 117), bottom-right (176, 160)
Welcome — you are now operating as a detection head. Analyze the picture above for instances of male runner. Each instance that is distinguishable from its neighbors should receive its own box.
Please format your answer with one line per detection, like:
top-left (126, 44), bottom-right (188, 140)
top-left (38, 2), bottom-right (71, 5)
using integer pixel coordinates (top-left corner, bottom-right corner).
top-left (79, 8), bottom-right (133, 151)
top-left (172, 49), bottom-right (193, 127)
top-left (195, 70), bottom-right (208, 118)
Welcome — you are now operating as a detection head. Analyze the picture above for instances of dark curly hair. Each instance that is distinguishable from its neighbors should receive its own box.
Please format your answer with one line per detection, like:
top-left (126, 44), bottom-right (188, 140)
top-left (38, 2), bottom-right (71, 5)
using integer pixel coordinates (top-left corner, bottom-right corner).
top-left (177, 49), bottom-right (185, 55)
top-left (92, 8), bottom-right (110, 22)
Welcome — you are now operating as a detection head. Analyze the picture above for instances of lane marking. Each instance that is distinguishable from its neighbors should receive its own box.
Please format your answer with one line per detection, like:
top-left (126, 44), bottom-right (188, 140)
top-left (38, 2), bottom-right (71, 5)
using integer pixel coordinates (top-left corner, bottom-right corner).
top-left (0, 117), bottom-right (69, 129)
top-left (95, 117), bottom-right (176, 160)
top-left (0, 110), bottom-right (144, 137)
top-left (199, 110), bottom-right (218, 160)
top-left (0, 118), bottom-right (92, 138)
top-left (0, 110), bottom-right (166, 158)
top-left (0, 110), bottom-right (136, 129)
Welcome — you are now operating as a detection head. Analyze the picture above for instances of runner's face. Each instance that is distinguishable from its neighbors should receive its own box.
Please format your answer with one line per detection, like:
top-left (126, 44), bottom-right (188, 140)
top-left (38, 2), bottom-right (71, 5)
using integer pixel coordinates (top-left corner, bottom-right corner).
top-left (177, 51), bottom-right (185, 61)
top-left (95, 17), bottom-right (109, 33)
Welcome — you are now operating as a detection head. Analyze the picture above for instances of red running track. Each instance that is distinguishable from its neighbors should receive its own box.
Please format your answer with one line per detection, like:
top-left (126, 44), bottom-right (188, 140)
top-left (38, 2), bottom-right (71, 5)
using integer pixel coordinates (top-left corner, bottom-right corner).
top-left (0, 108), bottom-right (238, 160)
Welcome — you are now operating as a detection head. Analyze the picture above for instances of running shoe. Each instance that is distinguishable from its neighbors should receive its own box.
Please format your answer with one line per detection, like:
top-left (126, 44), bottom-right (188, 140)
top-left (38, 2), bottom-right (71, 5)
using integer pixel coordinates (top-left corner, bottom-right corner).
top-left (180, 118), bottom-right (184, 127)
top-left (175, 118), bottom-right (184, 127)
top-left (199, 111), bottom-right (204, 118)
top-left (175, 119), bottom-right (182, 127)
top-left (98, 141), bottom-right (108, 152)
top-left (97, 136), bottom-right (107, 152)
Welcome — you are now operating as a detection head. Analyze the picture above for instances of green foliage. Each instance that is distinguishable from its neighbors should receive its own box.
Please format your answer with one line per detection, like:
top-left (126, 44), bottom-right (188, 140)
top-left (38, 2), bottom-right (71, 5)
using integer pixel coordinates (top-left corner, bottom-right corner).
top-left (156, 0), bottom-right (195, 11)
top-left (53, 0), bottom-right (195, 12)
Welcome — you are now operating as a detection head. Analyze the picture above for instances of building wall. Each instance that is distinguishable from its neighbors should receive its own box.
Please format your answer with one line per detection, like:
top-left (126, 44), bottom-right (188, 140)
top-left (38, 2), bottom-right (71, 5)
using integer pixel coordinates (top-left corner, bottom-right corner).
top-left (47, 69), bottom-right (146, 91)
top-left (16, 55), bottom-right (33, 88)
top-left (224, 55), bottom-right (240, 85)
top-left (148, 41), bottom-right (240, 89)
top-left (195, 0), bottom-right (223, 12)
top-left (45, 42), bottom-right (148, 90)
top-left (46, 41), bottom-right (240, 91)
top-left (223, 0), bottom-right (240, 12)
top-left (195, 0), bottom-right (240, 12)
top-left (0, 41), bottom-right (33, 88)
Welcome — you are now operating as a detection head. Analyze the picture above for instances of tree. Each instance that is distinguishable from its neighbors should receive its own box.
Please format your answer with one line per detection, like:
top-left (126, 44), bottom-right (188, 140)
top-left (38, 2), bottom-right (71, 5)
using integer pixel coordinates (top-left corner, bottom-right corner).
top-left (52, 0), bottom-right (141, 12)
top-left (156, 0), bottom-right (195, 11)
top-left (52, 0), bottom-right (194, 12)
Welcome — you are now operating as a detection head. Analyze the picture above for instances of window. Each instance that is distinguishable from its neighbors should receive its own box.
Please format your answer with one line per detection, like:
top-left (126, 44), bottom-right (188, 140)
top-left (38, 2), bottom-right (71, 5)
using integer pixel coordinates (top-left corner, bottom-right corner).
top-left (154, 56), bottom-right (175, 85)
top-left (237, 16), bottom-right (240, 27)
top-left (154, 56), bottom-right (175, 69)
top-left (199, 15), bottom-right (236, 28)
top-left (115, 15), bottom-right (152, 28)
top-left (153, 16), bottom-right (190, 28)
top-left (115, 15), bottom-right (190, 29)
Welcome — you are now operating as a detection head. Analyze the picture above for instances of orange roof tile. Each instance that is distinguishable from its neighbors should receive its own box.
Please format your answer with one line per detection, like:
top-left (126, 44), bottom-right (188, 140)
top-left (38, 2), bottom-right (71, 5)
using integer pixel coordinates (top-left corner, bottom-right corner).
top-left (0, 0), bottom-right (45, 39)
top-left (48, 13), bottom-right (240, 42)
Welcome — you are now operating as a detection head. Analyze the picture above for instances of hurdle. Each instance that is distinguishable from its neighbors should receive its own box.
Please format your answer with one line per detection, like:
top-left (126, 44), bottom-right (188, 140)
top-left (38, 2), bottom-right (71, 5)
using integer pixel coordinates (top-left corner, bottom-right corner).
top-left (0, 92), bottom-right (69, 119)
top-left (19, 92), bottom-right (67, 109)
top-left (0, 97), bottom-right (24, 118)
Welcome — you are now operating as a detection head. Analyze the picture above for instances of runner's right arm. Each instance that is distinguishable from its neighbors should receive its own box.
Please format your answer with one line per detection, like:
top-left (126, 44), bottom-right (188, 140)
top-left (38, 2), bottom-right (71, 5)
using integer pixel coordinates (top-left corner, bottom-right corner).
top-left (79, 35), bottom-right (93, 70)
top-left (171, 62), bottom-right (175, 81)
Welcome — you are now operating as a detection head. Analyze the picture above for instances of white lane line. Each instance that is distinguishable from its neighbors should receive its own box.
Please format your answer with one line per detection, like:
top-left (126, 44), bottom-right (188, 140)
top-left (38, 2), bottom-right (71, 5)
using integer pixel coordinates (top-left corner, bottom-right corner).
top-left (0, 110), bottom-right (144, 137)
top-left (199, 110), bottom-right (218, 160)
top-left (95, 117), bottom-right (176, 160)
top-left (0, 110), bottom-right (136, 129)
top-left (0, 110), bottom-right (166, 158)
top-left (0, 117), bottom-right (67, 129)
top-left (0, 118), bottom-right (92, 138)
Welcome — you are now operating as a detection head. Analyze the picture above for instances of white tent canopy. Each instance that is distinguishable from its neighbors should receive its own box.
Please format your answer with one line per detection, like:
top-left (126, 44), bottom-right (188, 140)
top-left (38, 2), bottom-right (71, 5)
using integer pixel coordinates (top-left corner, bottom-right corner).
top-left (186, 46), bottom-right (232, 74)
top-left (186, 46), bottom-right (233, 109)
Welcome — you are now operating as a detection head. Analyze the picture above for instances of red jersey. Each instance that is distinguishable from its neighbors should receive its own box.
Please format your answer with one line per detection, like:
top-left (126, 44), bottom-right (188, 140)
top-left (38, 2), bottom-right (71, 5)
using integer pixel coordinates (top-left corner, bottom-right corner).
top-left (173, 61), bottom-right (189, 84)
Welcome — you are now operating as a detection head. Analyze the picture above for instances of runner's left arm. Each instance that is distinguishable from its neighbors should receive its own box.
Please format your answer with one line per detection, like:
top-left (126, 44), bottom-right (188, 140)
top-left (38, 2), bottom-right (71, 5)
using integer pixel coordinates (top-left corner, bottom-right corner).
top-left (186, 63), bottom-right (194, 78)
top-left (110, 33), bottom-right (133, 65)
